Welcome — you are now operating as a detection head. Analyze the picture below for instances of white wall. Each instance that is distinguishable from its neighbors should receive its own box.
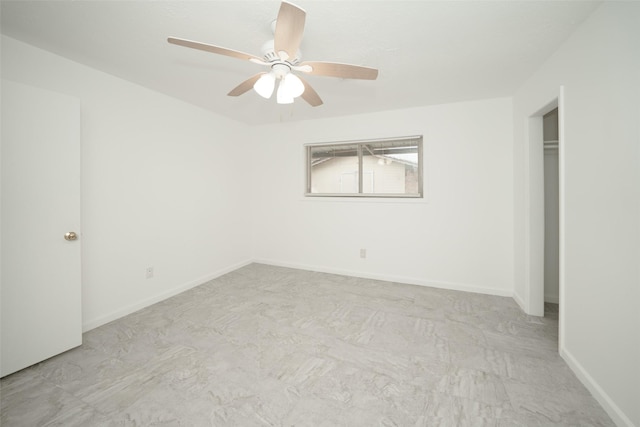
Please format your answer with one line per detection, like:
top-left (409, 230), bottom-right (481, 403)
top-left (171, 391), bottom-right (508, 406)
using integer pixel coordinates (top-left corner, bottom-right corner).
top-left (251, 98), bottom-right (514, 296)
top-left (1, 36), bottom-right (253, 330)
top-left (513, 3), bottom-right (640, 426)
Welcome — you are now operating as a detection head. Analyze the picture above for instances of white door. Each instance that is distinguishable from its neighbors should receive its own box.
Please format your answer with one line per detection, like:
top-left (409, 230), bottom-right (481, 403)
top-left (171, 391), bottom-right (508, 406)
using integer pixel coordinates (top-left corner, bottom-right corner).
top-left (1, 80), bottom-right (82, 377)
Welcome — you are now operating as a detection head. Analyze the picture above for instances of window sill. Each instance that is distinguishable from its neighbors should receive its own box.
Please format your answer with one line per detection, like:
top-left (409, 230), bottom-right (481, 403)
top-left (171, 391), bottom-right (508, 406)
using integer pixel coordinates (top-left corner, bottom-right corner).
top-left (301, 194), bottom-right (428, 204)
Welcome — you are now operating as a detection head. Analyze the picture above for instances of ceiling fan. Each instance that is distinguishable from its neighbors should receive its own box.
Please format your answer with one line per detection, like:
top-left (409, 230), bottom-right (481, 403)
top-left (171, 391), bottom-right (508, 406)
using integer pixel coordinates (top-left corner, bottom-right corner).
top-left (168, 1), bottom-right (378, 107)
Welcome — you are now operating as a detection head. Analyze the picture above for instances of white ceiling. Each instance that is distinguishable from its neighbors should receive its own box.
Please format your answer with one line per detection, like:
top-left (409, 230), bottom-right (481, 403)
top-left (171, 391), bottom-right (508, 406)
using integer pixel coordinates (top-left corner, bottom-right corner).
top-left (1, 1), bottom-right (600, 125)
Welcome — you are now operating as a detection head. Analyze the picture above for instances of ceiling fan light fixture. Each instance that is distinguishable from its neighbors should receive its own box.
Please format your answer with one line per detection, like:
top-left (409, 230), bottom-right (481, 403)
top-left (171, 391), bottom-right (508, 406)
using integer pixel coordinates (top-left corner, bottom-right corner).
top-left (276, 79), bottom-right (294, 104)
top-left (281, 73), bottom-right (305, 98)
top-left (168, 1), bottom-right (378, 108)
top-left (253, 72), bottom-right (276, 98)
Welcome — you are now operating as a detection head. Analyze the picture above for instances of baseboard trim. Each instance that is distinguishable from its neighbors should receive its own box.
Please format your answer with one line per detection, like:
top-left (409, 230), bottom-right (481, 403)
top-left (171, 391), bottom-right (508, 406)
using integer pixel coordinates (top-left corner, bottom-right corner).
top-left (512, 290), bottom-right (526, 312)
top-left (560, 347), bottom-right (635, 427)
top-left (82, 259), bottom-right (512, 332)
top-left (253, 258), bottom-right (513, 298)
top-left (82, 259), bottom-right (253, 332)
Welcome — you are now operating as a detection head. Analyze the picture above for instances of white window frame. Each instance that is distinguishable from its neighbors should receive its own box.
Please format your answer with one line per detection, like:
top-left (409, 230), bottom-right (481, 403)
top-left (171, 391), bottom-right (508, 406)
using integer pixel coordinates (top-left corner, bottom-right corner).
top-left (305, 135), bottom-right (423, 198)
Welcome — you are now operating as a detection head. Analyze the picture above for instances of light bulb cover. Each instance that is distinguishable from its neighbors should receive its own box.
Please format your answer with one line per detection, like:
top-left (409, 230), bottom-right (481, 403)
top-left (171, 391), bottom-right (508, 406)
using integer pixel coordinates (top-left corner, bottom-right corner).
top-left (253, 73), bottom-right (275, 99)
top-left (280, 73), bottom-right (305, 98)
top-left (277, 80), bottom-right (294, 104)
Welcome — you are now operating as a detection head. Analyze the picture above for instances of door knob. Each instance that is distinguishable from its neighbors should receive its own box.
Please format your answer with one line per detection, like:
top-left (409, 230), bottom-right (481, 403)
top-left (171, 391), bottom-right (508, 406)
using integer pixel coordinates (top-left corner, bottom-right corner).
top-left (64, 232), bottom-right (77, 241)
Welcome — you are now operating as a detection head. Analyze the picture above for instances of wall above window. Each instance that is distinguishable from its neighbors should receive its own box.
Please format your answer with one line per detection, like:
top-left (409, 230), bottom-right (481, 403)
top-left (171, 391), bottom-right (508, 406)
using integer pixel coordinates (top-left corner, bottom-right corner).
top-left (306, 136), bottom-right (423, 198)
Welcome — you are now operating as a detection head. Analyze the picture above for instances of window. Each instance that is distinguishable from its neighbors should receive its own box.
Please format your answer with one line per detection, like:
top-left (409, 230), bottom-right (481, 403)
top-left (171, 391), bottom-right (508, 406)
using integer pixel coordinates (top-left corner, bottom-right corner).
top-left (306, 136), bottom-right (423, 198)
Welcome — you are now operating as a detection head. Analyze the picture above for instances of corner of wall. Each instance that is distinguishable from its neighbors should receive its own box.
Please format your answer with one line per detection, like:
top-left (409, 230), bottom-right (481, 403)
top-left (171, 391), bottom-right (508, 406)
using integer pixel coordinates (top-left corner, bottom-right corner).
top-left (512, 290), bottom-right (527, 313)
top-left (82, 258), bottom-right (253, 332)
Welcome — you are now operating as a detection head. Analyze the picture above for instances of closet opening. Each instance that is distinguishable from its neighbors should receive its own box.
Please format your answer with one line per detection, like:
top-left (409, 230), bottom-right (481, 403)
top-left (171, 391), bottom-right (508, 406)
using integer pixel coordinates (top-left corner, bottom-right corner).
top-left (543, 107), bottom-right (560, 323)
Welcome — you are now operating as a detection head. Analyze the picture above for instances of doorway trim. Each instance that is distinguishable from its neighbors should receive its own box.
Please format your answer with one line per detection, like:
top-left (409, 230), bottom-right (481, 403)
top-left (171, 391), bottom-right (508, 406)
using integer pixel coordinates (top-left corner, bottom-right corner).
top-left (523, 86), bottom-right (566, 350)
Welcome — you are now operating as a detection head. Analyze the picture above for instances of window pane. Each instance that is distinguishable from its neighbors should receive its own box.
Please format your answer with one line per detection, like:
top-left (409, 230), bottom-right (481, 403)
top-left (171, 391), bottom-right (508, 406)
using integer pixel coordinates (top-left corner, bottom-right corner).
top-left (306, 136), bottom-right (422, 198)
top-left (361, 141), bottom-right (420, 195)
top-left (309, 144), bottom-right (359, 194)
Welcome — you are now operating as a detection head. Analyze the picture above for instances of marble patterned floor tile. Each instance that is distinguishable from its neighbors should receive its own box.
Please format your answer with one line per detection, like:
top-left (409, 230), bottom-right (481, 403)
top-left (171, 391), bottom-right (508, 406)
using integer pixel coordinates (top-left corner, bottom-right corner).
top-left (448, 341), bottom-right (516, 379)
top-left (455, 395), bottom-right (513, 427)
top-left (482, 329), bottom-right (559, 361)
top-left (502, 378), bottom-right (616, 426)
top-left (0, 370), bottom-right (100, 427)
top-left (435, 319), bottom-right (489, 346)
top-left (0, 263), bottom-right (614, 426)
top-left (446, 308), bottom-right (560, 341)
top-left (436, 366), bottom-right (510, 406)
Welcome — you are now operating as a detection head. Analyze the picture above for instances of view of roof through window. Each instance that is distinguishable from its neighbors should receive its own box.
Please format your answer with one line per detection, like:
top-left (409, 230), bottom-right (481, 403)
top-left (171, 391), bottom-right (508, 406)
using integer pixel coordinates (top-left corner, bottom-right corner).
top-left (307, 137), bottom-right (422, 197)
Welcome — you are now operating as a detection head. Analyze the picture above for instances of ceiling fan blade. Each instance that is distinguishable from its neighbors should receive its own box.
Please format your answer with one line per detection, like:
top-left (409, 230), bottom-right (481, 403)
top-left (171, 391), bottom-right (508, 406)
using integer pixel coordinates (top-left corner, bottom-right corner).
top-left (298, 76), bottom-right (323, 107)
top-left (274, 2), bottom-right (306, 61)
top-left (228, 73), bottom-right (265, 97)
top-left (168, 37), bottom-right (264, 63)
top-left (297, 61), bottom-right (378, 80)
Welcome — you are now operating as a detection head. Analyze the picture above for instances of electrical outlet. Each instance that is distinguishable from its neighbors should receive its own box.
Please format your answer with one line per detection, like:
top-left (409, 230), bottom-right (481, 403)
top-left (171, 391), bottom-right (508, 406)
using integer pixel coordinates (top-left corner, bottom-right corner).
top-left (360, 248), bottom-right (367, 259)
top-left (145, 266), bottom-right (154, 279)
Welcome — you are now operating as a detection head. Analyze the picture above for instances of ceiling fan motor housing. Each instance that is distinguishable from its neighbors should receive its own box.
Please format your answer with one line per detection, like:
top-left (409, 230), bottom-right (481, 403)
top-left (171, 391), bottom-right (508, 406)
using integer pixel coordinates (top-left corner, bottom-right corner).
top-left (271, 62), bottom-right (291, 79)
top-left (260, 40), bottom-right (300, 65)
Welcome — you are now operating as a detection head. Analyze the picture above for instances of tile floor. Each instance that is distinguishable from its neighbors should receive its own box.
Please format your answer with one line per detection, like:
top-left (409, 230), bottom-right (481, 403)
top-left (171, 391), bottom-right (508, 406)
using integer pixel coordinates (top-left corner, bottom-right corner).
top-left (0, 264), bottom-right (614, 426)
